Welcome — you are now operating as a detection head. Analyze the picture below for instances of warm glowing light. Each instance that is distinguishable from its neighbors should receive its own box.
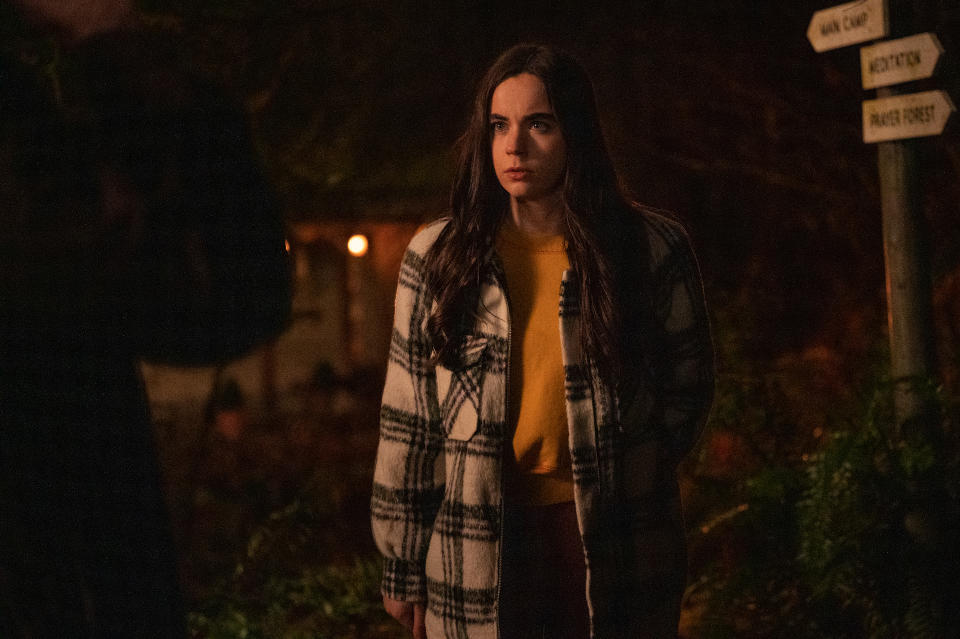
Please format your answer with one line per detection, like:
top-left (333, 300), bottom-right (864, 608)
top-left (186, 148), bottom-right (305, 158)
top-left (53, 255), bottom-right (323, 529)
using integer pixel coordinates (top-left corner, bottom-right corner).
top-left (347, 234), bottom-right (368, 257)
top-left (284, 239), bottom-right (291, 253)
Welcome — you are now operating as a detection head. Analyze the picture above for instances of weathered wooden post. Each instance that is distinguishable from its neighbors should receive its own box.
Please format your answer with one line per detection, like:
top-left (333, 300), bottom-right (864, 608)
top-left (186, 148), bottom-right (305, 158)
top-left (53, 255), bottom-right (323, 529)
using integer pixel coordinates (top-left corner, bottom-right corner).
top-left (876, 123), bottom-right (935, 426)
top-left (809, 0), bottom-right (954, 427)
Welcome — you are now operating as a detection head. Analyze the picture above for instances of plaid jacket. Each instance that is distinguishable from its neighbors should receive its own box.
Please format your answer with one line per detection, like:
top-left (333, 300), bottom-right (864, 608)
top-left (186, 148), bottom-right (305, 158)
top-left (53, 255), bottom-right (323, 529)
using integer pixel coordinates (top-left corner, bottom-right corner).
top-left (371, 209), bottom-right (714, 639)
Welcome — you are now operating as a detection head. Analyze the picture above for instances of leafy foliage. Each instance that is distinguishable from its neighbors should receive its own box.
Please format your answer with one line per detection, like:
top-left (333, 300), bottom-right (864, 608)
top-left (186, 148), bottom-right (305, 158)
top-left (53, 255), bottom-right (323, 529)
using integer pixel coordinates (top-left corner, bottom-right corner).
top-left (795, 381), bottom-right (960, 638)
top-left (188, 484), bottom-right (404, 639)
top-left (189, 556), bottom-right (397, 639)
top-left (689, 377), bottom-right (960, 638)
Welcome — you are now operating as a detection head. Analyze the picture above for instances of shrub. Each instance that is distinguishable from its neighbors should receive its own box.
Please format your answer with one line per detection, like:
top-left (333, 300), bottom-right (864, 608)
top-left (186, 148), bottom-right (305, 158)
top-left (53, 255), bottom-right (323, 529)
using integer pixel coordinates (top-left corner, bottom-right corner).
top-left (688, 378), bottom-right (960, 638)
top-left (188, 469), bottom-right (405, 638)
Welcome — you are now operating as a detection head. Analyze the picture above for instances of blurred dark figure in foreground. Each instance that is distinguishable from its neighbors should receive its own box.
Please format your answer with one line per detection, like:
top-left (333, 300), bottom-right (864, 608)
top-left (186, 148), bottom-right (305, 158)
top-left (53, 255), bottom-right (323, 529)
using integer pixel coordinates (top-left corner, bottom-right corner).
top-left (0, 1), bottom-right (291, 636)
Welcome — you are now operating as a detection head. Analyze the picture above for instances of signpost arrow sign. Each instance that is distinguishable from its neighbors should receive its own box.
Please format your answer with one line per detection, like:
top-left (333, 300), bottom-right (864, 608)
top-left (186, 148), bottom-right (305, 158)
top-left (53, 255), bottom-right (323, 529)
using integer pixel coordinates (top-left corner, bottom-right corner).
top-left (862, 90), bottom-right (956, 143)
top-left (860, 33), bottom-right (945, 89)
top-left (807, 0), bottom-right (889, 53)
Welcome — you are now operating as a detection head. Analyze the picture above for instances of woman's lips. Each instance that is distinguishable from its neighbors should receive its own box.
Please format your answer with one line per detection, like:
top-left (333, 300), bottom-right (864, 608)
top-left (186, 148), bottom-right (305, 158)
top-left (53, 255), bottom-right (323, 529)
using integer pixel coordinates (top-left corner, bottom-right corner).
top-left (505, 168), bottom-right (531, 181)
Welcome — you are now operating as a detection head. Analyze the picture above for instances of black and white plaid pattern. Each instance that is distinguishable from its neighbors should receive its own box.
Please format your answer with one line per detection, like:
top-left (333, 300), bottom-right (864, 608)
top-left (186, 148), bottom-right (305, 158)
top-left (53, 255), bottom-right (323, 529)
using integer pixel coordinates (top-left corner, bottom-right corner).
top-left (372, 211), bottom-right (714, 638)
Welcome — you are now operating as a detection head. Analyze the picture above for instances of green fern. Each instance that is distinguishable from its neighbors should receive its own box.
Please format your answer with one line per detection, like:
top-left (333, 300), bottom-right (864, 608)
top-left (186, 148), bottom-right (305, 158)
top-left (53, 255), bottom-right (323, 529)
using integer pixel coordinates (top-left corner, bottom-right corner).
top-left (690, 377), bottom-right (960, 638)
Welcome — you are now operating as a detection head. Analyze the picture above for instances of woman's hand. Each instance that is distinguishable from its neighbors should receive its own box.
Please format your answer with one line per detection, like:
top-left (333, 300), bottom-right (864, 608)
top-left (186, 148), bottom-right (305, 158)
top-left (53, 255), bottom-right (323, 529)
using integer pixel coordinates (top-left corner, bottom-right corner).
top-left (383, 596), bottom-right (427, 639)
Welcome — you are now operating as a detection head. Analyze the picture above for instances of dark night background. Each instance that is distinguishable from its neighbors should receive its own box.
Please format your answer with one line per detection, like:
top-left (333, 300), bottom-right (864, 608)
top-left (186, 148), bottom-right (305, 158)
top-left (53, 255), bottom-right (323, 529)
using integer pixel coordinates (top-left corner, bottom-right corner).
top-left (126, 0), bottom-right (960, 380)
top-left (3, 1), bottom-right (960, 637)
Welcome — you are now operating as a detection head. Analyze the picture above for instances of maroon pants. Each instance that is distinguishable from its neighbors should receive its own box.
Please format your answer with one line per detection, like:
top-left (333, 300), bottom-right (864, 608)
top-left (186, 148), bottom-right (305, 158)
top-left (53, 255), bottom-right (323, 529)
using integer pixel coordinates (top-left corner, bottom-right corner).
top-left (499, 501), bottom-right (590, 639)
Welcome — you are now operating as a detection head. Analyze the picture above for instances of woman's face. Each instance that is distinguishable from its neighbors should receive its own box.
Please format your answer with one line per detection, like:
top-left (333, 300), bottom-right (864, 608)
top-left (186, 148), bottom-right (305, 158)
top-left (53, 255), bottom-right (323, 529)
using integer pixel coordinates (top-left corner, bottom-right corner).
top-left (489, 73), bottom-right (567, 207)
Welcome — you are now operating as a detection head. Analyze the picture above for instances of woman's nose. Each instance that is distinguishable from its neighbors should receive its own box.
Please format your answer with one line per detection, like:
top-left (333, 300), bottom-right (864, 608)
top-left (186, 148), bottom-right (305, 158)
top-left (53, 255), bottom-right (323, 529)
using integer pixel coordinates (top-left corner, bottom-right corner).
top-left (506, 129), bottom-right (526, 155)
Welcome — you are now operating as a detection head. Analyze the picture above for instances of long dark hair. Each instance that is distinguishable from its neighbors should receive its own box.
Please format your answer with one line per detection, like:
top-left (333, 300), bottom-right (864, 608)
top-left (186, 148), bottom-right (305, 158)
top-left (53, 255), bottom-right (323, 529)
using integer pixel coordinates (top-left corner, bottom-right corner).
top-left (426, 43), bottom-right (643, 381)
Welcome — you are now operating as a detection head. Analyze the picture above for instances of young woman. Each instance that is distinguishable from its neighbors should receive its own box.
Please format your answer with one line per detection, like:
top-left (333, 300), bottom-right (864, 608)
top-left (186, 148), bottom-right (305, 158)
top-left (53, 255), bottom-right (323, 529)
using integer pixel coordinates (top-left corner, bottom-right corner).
top-left (371, 44), bottom-right (714, 639)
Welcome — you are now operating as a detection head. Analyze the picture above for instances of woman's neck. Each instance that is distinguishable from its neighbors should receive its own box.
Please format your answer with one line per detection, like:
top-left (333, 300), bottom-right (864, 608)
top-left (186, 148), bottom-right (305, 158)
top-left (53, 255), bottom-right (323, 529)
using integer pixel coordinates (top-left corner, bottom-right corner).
top-left (509, 193), bottom-right (565, 236)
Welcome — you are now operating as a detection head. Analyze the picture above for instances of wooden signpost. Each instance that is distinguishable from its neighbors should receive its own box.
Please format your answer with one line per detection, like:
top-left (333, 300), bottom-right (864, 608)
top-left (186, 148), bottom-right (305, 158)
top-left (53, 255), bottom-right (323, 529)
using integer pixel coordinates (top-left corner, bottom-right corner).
top-left (807, 0), bottom-right (888, 52)
top-left (808, 0), bottom-right (953, 425)
top-left (862, 90), bottom-right (956, 143)
top-left (860, 33), bottom-right (944, 89)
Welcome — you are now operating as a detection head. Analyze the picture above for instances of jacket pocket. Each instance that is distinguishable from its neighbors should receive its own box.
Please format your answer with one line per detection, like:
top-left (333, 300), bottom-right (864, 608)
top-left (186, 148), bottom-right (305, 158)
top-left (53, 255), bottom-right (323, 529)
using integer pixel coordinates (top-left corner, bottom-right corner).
top-left (435, 335), bottom-right (487, 441)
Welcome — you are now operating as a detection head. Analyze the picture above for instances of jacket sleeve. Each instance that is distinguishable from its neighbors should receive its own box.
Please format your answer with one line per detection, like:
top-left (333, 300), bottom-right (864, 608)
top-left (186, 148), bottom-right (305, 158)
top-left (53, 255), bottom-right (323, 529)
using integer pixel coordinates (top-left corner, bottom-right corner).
top-left (370, 245), bottom-right (445, 602)
top-left (645, 215), bottom-right (715, 463)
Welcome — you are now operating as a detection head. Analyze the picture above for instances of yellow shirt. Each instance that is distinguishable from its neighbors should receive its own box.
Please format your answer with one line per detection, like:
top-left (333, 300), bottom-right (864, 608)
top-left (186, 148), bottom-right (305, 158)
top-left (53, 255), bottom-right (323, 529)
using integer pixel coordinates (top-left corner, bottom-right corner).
top-left (497, 219), bottom-right (574, 505)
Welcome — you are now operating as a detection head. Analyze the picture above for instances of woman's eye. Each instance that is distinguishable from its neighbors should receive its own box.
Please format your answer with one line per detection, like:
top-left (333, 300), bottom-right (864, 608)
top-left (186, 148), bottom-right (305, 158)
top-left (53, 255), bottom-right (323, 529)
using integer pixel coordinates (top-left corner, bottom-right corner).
top-left (530, 120), bottom-right (550, 131)
top-left (490, 121), bottom-right (506, 133)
